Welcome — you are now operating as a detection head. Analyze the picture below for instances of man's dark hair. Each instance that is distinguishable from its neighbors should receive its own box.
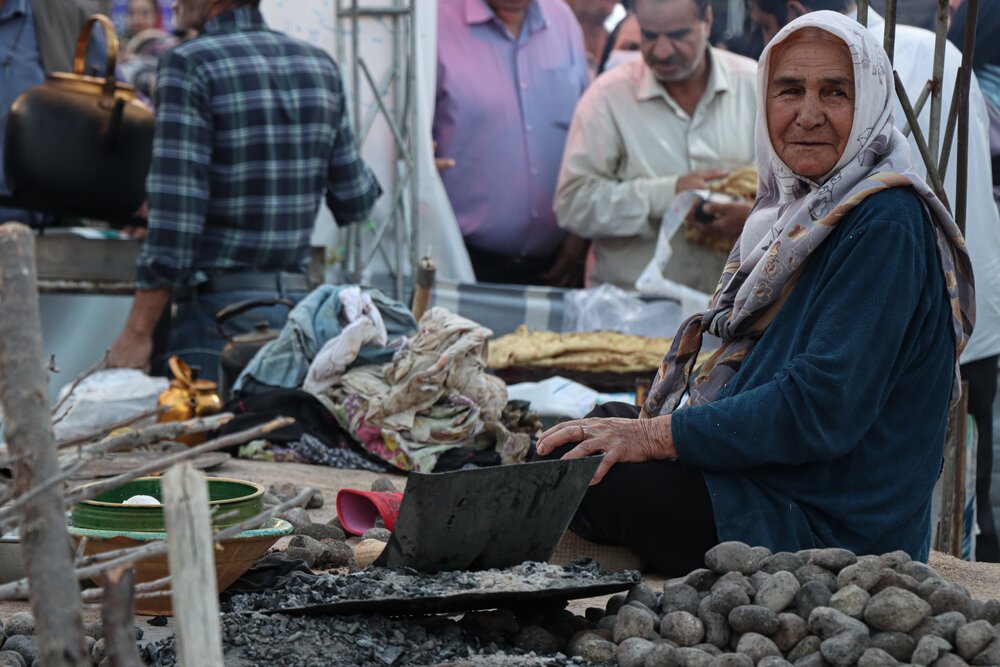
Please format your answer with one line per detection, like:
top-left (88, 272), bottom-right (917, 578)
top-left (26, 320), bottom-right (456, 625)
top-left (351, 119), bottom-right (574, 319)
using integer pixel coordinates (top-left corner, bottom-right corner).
top-left (233, 0), bottom-right (262, 6)
top-left (800, 0), bottom-right (852, 11)
top-left (753, 0), bottom-right (789, 24)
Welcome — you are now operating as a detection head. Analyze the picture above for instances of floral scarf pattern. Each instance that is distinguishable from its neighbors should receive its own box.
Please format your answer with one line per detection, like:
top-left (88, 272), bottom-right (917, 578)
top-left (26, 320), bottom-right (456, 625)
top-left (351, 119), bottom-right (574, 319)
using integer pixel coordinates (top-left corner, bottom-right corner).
top-left (642, 11), bottom-right (975, 418)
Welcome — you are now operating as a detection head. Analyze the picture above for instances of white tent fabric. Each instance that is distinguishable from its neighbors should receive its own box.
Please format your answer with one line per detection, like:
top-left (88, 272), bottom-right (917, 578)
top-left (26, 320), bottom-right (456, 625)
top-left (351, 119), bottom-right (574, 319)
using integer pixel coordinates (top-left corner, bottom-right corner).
top-left (261, 0), bottom-right (474, 282)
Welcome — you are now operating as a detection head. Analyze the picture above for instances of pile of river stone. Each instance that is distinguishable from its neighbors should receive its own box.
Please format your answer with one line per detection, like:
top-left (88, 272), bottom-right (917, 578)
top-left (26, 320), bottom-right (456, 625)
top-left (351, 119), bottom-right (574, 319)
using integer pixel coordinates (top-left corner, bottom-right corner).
top-left (579, 541), bottom-right (1000, 666)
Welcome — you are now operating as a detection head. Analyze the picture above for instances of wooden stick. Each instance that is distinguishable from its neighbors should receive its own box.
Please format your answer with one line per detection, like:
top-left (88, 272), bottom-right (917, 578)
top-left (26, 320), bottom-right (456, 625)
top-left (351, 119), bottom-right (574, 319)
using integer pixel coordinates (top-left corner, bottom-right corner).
top-left (163, 464), bottom-right (224, 666)
top-left (100, 565), bottom-right (143, 667)
top-left (0, 486), bottom-right (314, 600)
top-left (59, 406), bottom-right (233, 453)
top-left (0, 223), bottom-right (89, 666)
top-left (55, 405), bottom-right (168, 450)
top-left (50, 352), bottom-right (108, 419)
top-left (82, 574), bottom-right (171, 603)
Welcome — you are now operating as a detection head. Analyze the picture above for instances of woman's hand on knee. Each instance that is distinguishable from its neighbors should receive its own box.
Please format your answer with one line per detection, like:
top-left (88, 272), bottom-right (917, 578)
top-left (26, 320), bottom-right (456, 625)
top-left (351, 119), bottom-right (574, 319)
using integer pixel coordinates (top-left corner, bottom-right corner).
top-left (535, 416), bottom-right (677, 486)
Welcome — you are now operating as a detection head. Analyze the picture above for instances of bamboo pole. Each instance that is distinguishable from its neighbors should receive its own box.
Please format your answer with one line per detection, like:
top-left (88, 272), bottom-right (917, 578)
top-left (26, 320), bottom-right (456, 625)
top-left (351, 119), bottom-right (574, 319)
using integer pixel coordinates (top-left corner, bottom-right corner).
top-left (0, 223), bottom-right (89, 666)
top-left (857, 0), bottom-right (868, 27)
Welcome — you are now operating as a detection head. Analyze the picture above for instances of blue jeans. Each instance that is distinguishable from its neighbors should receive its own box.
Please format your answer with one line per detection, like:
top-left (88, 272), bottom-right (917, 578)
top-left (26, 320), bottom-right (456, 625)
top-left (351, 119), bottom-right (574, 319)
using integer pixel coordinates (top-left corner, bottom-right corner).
top-left (166, 288), bottom-right (306, 384)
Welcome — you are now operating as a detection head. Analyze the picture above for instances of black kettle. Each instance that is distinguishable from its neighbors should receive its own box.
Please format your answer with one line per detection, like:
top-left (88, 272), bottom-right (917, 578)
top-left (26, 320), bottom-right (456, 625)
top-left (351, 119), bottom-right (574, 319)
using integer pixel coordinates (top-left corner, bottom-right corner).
top-left (4, 15), bottom-right (154, 219)
top-left (216, 298), bottom-right (294, 400)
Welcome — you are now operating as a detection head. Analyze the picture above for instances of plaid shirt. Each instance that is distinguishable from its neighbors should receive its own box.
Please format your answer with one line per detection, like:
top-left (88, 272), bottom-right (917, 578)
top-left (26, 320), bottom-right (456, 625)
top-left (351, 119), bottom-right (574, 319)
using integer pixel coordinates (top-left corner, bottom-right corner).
top-left (136, 7), bottom-right (382, 290)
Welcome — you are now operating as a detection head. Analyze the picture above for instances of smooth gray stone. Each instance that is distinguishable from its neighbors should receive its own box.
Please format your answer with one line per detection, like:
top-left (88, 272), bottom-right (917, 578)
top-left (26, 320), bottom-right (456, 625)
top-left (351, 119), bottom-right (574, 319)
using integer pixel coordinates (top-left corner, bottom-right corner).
top-left (955, 620), bottom-right (997, 660)
top-left (808, 606), bottom-right (870, 640)
top-left (837, 560), bottom-right (883, 592)
top-left (735, 632), bottom-right (781, 663)
top-left (756, 571), bottom-right (801, 614)
top-left (616, 604), bottom-right (658, 643)
top-left (616, 636), bottom-right (656, 667)
top-left (660, 611), bottom-right (705, 647)
top-left (809, 548), bottom-right (858, 573)
top-left (664, 584), bottom-right (702, 616)
top-left (865, 587), bottom-right (932, 633)
top-left (773, 613), bottom-right (808, 653)
top-left (728, 605), bottom-right (780, 635)
top-left (705, 542), bottom-right (762, 575)
top-left (829, 584), bottom-right (870, 619)
top-left (821, 630), bottom-right (870, 667)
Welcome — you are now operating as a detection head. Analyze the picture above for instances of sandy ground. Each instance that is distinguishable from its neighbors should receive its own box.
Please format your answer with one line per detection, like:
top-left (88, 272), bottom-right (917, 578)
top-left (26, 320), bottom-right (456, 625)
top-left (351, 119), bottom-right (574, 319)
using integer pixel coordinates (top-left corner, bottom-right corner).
top-left (5, 458), bottom-right (1000, 653)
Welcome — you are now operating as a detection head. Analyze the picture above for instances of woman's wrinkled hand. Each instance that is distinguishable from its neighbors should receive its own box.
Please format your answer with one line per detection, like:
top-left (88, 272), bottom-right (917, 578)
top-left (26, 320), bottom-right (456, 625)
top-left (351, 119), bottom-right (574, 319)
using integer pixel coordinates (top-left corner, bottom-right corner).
top-left (535, 416), bottom-right (676, 486)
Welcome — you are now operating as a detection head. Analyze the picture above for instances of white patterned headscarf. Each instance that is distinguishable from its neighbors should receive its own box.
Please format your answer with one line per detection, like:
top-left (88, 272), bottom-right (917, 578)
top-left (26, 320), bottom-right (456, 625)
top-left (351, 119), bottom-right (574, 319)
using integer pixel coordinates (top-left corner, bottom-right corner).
top-left (642, 10), bottom-right (975, 418)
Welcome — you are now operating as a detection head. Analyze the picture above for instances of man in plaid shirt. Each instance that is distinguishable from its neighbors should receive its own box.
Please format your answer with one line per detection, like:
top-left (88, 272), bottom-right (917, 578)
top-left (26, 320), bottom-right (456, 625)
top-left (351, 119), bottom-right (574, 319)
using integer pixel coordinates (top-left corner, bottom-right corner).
top-left (108, 0), bottom-right (381, 381)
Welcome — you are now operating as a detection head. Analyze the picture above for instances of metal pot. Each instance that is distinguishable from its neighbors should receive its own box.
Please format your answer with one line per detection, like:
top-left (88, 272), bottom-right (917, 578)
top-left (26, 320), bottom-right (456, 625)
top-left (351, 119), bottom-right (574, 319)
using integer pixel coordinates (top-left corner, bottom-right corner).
top-left (217, 298), bottom-right (294, 400)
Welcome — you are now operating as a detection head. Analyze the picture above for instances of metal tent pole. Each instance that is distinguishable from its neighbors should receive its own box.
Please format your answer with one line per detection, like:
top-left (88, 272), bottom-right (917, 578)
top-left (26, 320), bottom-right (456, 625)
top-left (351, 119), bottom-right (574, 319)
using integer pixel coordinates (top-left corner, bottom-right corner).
top-left (335, 0), bottom-right (420, 299)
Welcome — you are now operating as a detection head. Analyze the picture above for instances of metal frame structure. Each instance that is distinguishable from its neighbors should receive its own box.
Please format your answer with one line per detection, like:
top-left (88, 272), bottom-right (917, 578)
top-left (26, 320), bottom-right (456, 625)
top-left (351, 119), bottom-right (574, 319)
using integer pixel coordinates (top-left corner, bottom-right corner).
top-left (861, 0), bottom-right (981, 556)
top-left (335, 0), bottom-right (420, 301)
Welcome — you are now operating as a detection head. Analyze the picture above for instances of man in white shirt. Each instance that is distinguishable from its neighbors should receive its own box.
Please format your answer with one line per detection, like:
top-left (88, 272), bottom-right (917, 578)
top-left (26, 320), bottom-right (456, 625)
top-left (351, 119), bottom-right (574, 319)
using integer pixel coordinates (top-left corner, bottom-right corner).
top-left (554, 0), bottom-right (758, 291)
top-left (752, 0), bottom-right (1000, 562)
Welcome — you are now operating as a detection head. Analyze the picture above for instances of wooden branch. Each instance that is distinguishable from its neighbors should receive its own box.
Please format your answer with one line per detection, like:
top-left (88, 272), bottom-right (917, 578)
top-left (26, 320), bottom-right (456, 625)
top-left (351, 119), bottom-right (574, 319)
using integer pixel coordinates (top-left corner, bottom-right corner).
top-left (55, 405), bottom-right (168, 451)
top-left (74, 412), bottom-right (233, 457)
top-left (100, 566), bottom-right (143, 667)
top-left (163, 464), bottom-right (224, 666)
top-left (0, 486), bottom-right (314, 600)
top-left (0, 223), bottom-right (89, 666)
top-left (74, 508), bottom-right (237, 568)
top-left (0, 416), bottom-right (290, 536)
top-left (50, 352), bottom-right (109, 419)
top-left (62, 417), bottom-right (290, 507)
top-left (81, 575), bottom-right (170, 603)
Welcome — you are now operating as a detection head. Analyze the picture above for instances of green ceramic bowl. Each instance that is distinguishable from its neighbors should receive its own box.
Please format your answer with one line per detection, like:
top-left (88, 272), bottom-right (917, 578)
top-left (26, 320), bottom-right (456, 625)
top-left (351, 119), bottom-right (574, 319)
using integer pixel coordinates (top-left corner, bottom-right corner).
top-left (70, 476), bottom-right (264, 533)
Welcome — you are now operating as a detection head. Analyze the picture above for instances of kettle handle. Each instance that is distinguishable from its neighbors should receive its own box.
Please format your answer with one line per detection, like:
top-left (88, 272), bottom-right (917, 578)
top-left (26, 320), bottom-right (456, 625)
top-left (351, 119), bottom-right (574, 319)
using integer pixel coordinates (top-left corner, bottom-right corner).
top-left (215, 298), bottom-right (295, 336)
top-left (73, 15), bottom-right (119, 96)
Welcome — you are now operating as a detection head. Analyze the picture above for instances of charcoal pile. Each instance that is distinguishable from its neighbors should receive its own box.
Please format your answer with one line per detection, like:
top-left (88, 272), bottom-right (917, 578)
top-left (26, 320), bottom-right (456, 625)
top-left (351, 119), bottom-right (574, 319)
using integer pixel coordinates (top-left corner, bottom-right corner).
top-left (142, 611), bottom-right (599, 667)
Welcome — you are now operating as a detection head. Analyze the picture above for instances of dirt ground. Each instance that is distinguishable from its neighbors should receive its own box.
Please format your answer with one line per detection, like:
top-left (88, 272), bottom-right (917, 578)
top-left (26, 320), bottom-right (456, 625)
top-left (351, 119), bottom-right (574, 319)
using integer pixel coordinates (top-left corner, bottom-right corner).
top-left (6, 457), bottom-right (1000, 651)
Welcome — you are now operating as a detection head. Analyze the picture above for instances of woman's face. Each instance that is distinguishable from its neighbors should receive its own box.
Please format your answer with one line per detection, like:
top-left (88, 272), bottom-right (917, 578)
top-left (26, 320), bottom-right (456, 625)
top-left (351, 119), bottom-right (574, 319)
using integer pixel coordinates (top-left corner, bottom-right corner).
top-left (766, 35), bottom-right (855, 181)
top-left (128, 0), bottom-right (159, 34)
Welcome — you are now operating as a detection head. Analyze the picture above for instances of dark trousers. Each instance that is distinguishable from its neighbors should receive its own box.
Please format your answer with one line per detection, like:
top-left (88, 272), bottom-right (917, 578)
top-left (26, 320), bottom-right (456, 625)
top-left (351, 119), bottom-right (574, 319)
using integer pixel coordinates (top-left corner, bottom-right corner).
top-left (536, 402), bottom-right (718, 575)
top-left (465, 243), bottom-right (555, 286)
top-left (961, 355), bottom-right (1000, 562)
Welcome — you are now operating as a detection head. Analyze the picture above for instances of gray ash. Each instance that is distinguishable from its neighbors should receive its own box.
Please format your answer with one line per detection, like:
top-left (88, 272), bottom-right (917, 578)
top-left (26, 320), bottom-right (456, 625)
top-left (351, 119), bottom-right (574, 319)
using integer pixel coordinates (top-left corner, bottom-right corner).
top-left (222, 560), bottom-right (636, 614)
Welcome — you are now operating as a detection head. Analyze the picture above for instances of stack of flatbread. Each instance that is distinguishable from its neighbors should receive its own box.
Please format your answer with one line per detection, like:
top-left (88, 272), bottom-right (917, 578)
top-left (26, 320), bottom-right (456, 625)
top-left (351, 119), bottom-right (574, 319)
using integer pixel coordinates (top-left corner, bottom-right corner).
top-left (488, 326), bottom-right (671, 374)
top-left (684, 166), bottom-right (759, 253)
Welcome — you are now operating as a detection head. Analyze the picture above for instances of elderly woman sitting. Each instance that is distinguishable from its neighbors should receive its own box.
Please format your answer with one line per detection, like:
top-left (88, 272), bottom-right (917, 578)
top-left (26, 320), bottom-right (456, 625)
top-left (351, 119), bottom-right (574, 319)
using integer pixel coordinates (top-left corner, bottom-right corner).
top-left (537, 11), bottom-right (975, 575)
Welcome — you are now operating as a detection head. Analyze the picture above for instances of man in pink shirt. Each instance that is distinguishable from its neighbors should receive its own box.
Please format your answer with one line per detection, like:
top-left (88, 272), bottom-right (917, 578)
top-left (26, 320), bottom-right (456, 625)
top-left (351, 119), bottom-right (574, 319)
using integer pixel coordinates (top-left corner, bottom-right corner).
top-left (434, 0), bottom-right (590, 286)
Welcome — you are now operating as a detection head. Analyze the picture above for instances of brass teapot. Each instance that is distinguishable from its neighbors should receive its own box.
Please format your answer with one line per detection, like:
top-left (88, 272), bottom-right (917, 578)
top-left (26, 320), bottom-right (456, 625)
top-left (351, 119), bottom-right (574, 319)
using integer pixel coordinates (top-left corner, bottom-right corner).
top-left (157, 357), bottom-right (223, 445)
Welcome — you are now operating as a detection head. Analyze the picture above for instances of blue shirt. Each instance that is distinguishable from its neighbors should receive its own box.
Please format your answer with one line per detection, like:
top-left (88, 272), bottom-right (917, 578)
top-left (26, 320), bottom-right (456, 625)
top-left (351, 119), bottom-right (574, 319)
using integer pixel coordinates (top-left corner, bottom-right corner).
top-left (0, 0), bottom-right (44, 209)
top-left (434, 0), bottom-right (589, 258)
top-left (136, 7), bottom-right (382, 290)
top-left (672, 188), bottom-right (955, 561)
